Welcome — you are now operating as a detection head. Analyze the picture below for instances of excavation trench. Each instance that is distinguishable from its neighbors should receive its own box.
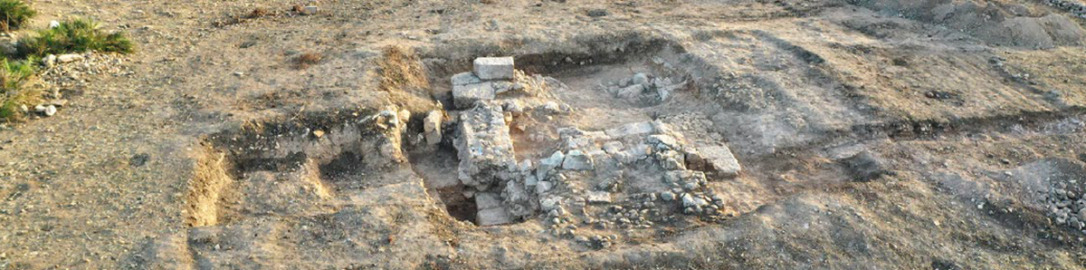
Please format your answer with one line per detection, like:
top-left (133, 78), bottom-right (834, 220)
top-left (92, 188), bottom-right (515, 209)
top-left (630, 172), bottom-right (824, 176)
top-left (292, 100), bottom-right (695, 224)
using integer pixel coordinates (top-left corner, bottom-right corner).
top-left (184, 34), bottom-right (749, 229)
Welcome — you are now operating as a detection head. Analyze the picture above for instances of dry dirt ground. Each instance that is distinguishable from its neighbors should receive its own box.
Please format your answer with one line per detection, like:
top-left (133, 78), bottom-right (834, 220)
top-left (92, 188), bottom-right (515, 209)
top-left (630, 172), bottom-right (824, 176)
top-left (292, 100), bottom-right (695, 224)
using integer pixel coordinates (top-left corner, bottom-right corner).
top-left (4, 0), bottom-right (1086, 269)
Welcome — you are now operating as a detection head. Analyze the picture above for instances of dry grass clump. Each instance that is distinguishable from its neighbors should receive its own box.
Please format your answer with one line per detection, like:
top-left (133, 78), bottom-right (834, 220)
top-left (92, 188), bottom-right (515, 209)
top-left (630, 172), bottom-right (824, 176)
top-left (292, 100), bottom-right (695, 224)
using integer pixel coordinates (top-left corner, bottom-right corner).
top-left (247, 8), bottom-right (270, 19)
top-left (293, 52), bottom-right (323, 69)
top-left (377, 46), bottom-right (429, 93)
top-left (213, 7), bottom-right (273, 27)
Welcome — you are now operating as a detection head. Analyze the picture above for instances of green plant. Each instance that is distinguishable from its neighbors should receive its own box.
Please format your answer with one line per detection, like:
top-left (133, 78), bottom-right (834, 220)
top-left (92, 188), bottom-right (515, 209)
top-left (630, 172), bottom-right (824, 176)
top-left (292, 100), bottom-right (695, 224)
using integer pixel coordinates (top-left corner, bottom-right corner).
top-left (1, 56), bottom-right (34, 88)
top-left (17, 18), bottom-right (133, 58)
top-left (0, 0), bottom-right (35, 31)
top-left (0, 57), bottom-right (37, 122)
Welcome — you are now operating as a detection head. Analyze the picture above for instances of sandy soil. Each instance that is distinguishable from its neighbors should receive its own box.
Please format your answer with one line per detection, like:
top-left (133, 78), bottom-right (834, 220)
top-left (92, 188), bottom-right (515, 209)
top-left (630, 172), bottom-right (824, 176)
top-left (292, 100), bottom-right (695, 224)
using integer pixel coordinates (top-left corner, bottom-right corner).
top-left (3, 0), bottom-right (1086, 269)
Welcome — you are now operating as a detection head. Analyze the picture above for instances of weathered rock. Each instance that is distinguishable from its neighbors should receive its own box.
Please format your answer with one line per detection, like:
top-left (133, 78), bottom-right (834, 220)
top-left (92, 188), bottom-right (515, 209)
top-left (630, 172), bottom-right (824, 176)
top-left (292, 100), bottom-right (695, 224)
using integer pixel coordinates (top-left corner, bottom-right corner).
top-left (839, 150), bottom-right (890, 182)
top-left (698, 145), bottom-right (742, 178)
top-left (493, 81), bottom-right (515, 94)
top-left (615, 84), bottom-right (644, 99)
top-left (602, 141), bottom-right (624, 154)
top-left (42, 54), bottom-right (57, 67)
top-left (473, 57), bottom-right (515, 80)
top-left (564, 135), bottom-right (592, 150)
top-left (665, 170), bottom-right (707, 187)
top-left (660, 191), bottom-right (676, 202)
top-left (632, 73), bottom-right (649, 85)
top-left (540, 195), bottom-right (562, 211)
top-left (423, 111), bottom-right (443, 145)
top-left (538, 151), bottom-right (566, 179)
top-left (587, 150), bottom-right (615, 173)
top-left (452, 82), bottom-right (496, 109)
top-left (681, 193), bottom-right (709, 208)
top-left (541, 101), bottom-right (564, 114)
top-left (57, 54), bottom-right (84, 63)
top-left (648, 135), bottom-right (681, 150)
top-left (502, 182), bottom-right (534, 218)
top-left (587, 8), bottom-right (609, 17)
top-left (455, 104), bottom-right (517, 188)
top-left (475, 192), bottom-right (513, 225)
top-left (451, 72), bottom-right (483, 86)
top-left (586, 191), bottom-right (612, 204)
top-left (502, 100), bottom-right (524, 115)
top-left (562, 150), bottom-right (594, 171)
top-left (604, 122), bottom-right (655, 138)
top-left (299, 5), bottom-right (319, 15)
top-left (477, 207), bottom-right (513, 226)
top-left (535, 180), bottom-right (554, 194)
top-left (656, 150), bottom-right (686, 170)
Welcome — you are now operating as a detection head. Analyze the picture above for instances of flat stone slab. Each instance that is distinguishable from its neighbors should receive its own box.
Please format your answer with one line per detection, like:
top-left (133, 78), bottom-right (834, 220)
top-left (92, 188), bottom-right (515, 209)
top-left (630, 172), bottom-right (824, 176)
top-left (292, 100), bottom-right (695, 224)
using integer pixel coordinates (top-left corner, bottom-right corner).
top-left (474, 57), bottom-right (515, 80)
top-left (475, 192), bottom-right (504, 210)
top-left (698, 145), bottom-right (741, 178)
top-left (452, 82), bottom-right (496, 109)
top-left (604, 121), bottom-right (655, 138)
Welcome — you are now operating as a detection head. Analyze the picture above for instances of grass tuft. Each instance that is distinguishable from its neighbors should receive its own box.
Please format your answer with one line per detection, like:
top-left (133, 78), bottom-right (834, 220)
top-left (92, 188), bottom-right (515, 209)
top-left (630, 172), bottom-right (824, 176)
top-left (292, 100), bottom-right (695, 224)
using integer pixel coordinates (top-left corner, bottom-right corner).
top-left (0, 57), bottom-right (38, 122)
top-left (0, 0), bottom-right (35, 31)
top-left (16, 18), bottom-right (133, 58)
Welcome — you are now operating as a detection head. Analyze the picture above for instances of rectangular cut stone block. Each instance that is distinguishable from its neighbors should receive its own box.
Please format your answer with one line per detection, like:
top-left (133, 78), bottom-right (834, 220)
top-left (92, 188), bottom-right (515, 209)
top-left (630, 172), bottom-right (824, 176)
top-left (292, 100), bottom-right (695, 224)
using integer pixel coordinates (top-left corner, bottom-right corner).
top-left (473, 57), bottom-right (514, 80)
top-left (699, 145), bottom-right (741, 178)
top-left (452, 82), bottom-right (496, 109)
top-left (423, 110), bottom-right (443, 145)
top-left (475, 192), bottom-right (513, 225)
top-left (455, 104), bottom-right (517, 188)
top-left (477, 207), bottom-right (513, 226)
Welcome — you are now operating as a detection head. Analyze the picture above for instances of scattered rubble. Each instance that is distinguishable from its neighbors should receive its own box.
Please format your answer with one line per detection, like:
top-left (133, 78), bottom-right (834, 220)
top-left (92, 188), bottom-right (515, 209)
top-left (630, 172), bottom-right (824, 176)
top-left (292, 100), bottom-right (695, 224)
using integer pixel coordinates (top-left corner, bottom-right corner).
top-left (600, 72), bottom-right (686, 106)
top-left (429, 57), bottom-right (743, 233)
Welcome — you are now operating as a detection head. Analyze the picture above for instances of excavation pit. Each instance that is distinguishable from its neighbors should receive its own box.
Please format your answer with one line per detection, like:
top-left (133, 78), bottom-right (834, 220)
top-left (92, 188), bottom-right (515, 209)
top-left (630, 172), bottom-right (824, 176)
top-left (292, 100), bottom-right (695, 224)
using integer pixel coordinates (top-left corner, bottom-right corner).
top-left (183, 37), bottom-right (754, 254)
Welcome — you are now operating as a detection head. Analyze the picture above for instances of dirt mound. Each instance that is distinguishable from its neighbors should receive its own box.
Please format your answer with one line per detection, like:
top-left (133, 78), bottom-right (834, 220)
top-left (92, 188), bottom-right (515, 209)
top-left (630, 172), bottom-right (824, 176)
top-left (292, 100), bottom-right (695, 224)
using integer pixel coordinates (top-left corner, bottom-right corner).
top-left (849, 0), bottom-right (1086, 48)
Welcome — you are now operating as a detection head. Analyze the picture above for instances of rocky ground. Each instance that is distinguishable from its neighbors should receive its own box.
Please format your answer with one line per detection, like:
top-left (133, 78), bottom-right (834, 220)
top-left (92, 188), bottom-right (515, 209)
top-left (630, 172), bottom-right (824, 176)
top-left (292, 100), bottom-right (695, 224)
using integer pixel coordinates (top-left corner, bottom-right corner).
top-left (3, 0), bottom-right (1086, 269)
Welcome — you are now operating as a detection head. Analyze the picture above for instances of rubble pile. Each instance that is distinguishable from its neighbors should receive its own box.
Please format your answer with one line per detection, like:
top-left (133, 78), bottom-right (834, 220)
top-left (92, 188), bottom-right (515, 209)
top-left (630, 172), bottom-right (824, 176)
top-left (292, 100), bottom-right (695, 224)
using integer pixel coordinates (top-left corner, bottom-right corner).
top-left (600, 72), bottom-right (687, 106)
